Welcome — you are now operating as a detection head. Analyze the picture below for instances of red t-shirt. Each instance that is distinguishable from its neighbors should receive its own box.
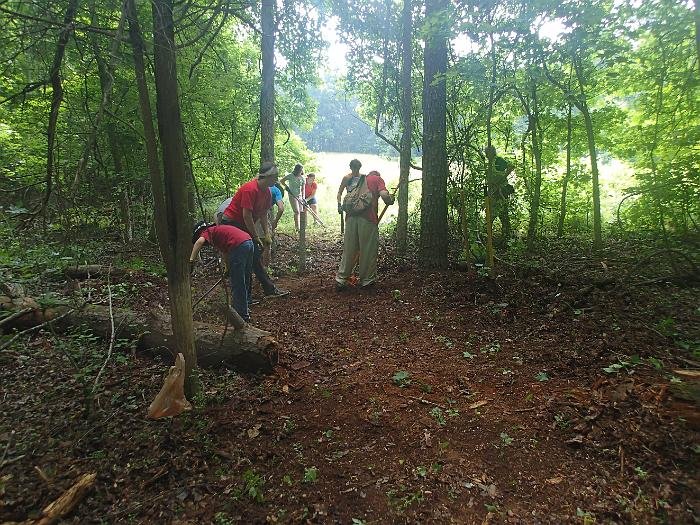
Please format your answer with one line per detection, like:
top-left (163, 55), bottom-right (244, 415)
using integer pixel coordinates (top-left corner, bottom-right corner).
top-left (223, 179), bottom-right (272, 224)
top-left (200, 225), bottom-right (251, 253)
top-left (362, 174), bottom-right (387, 224)
top-left (305, 181), bottom-right (317, 199)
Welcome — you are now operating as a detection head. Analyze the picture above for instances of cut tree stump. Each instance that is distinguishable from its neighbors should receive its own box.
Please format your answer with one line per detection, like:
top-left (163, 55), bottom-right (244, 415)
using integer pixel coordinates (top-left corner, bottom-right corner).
top-left (0, 298), bottom-right (277, 372)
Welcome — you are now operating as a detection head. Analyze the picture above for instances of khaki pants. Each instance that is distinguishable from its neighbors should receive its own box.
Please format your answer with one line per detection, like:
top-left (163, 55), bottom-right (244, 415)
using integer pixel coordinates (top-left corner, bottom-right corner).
top-left (336, 215), bottom-right (378, 287)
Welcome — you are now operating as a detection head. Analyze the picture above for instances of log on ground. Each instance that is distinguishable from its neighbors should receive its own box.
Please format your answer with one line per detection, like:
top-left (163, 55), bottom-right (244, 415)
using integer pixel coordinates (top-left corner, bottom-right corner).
top-left (0, 300), bottom-right (277, 372)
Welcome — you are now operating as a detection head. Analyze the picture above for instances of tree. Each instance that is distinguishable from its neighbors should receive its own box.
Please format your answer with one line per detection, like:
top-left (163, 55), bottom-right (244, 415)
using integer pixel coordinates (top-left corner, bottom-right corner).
top-left (260, 0), bottom-right (275, 163)
top-left (150, 0), bottom-right (199, 396)
top-left (397, 0), bottom-right (413, 256)
top-left (419, 0), bottom-right (449, 268)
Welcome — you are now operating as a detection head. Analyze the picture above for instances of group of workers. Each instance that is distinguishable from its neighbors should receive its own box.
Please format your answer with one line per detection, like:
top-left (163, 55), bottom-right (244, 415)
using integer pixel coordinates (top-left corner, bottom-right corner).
top-left (189, 159), bottom-right (395, 324)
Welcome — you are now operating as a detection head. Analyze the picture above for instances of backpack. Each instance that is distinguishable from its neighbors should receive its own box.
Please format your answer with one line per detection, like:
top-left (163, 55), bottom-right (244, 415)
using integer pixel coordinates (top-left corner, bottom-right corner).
top-left (342, 175), bottom-right (373, 216)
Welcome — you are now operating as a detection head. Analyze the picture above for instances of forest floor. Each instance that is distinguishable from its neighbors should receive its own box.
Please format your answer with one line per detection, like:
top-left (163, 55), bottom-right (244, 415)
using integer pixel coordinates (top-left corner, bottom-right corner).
top-left (1, 232), bottom-right (699, 524)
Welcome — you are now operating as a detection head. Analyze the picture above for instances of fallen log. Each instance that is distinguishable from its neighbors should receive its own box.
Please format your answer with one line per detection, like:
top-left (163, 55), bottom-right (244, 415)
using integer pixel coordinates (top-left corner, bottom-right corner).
top-left (0, 298), bottom-right (277, 372)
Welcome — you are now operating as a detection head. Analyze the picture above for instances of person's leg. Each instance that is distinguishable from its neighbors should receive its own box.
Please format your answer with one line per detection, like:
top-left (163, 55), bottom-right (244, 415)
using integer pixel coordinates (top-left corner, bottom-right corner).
top-left (228, 241), bottom-right (253, 320)
top-left (228, 221), bottom-right (279, 295)
top-left (357, 218), bottom-right (379, 287)
top-left (243, 242), bottom-right (253, 311)
top-left (289, 196), bottom-right (300, 231)
top-left (310, 203), bottom-right (319, 224)
top-left (336, 216), bottom-right (360, 285)
top-left (251, 239), bottom-right (278, 294)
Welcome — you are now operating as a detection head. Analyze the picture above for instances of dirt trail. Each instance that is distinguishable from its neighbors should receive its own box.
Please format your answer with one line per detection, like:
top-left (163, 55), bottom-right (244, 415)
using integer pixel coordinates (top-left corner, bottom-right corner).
top-left (0, 236), bottom-right (697, 524)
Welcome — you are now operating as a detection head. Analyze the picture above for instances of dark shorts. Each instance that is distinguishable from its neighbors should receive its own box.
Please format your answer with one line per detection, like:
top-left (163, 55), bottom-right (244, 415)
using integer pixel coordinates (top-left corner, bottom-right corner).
top-left (306, 197), bottom-right (317, 205)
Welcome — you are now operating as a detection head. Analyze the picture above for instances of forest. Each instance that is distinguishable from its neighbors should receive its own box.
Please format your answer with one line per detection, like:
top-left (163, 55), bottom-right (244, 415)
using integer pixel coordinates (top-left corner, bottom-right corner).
top-left (0, 0), bottom-right (698, 523)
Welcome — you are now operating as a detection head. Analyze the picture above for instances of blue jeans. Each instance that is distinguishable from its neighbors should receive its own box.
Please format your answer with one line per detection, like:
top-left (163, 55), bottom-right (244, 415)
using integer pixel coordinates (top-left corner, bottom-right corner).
top-left (227, 240), bottom-right (254, 321)
top-left (220, 218), bottom-right (277, 295)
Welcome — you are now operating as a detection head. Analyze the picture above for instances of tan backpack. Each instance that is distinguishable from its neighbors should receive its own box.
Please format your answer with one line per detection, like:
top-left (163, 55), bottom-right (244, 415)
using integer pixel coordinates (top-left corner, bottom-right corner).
top-left (342, 175), bottom-right (373, 216)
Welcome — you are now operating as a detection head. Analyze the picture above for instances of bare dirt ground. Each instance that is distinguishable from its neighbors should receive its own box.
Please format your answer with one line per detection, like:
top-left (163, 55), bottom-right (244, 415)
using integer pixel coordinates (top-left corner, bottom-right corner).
top-left (1, 233), bottom-right (698, 524)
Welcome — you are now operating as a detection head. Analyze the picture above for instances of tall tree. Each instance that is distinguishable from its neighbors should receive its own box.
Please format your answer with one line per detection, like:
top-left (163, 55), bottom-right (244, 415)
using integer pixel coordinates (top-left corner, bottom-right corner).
top-left (260, 0), bottom-right (275, 163)
top-left (150, 0), bottom-right (199, 396)
top-left (419, 0), bottom-right (449, 268)
top-left (396, 0), bottom-right (413, 256)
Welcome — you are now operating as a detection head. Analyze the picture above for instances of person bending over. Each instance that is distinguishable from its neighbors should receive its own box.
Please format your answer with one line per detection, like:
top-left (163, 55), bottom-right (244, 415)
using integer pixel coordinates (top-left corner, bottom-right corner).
top-left (219, 162), bottom-right (288, 298)
top-left (190, 222), bottom-right (253, 322)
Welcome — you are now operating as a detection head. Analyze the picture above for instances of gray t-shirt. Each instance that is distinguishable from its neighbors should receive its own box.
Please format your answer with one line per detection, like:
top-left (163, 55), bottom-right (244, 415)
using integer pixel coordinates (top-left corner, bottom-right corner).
top-left (215, 198), bottom-right (233, 225)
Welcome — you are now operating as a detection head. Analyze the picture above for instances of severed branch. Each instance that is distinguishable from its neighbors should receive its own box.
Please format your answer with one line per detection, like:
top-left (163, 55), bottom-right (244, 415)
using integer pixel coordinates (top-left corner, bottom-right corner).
top-left (35, 472), bottom-right (97, 525)
top-left (91, 272), bottom-right (116, 394)
top-left (0, 308), bottom-right (33, 328)
top-left (0, 308), bottom-right (77, 353)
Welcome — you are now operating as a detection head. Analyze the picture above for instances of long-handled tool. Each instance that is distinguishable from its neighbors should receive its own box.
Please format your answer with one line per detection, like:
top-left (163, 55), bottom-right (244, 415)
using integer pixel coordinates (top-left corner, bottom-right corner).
top-left (192, 277), bottom-right (223, 310)
top-left (377, 177), bottom-right (421, 223)
top-left (278, 180), bottom-right (326, 227)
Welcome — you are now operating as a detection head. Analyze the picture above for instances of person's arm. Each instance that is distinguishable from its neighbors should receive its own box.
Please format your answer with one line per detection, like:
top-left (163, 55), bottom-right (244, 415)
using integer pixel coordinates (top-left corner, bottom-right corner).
top-left (337, 176), bottom-right (349, 213)
top-left (189, 237), bottom-right (206, 262)
top-left (379, 188), bottom-right (395, 205)
top-left (242, 208), bottom-right (259, 243)
top-left (261, 214), bottom-right (270, 240)
top-left (337, 176), bottom-right (348, 204)
top-left (188, 237), bottom-right (206, 274)
top-left (272, 200), bottom-right (284, 229)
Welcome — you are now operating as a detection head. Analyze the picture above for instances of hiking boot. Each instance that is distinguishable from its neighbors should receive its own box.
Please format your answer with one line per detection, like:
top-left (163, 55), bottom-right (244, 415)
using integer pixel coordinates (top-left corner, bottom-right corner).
top-left (264, 287), bottom-right (289, 298)
top-left (248, 298), bottom-right (260, 306)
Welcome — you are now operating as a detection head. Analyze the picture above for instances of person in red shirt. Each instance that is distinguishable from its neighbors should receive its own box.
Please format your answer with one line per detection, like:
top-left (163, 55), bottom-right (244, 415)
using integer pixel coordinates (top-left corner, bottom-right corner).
top-left (336, 169), bottom-right (394, 290)
top-left (304, 172), bottom-right (320, 225)
top-left (189, 222), bottom-right (253, 322)
top-left (220, 162), bottom-right (288, 298)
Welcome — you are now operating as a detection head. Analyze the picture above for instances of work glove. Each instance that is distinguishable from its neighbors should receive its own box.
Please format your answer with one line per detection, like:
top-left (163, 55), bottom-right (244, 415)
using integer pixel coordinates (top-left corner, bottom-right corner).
top-left (386, 195), bottom-right (396, 205)
top-left (253, 238), bottom-right (264, 252)
top-left (262, 235), bottom-right (272, 246)
top-left (337, 202), bottom-right (343, 214)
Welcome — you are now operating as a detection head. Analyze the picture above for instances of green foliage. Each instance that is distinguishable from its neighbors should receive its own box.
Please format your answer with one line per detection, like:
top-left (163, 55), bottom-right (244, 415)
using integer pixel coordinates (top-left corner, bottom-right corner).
top-left (430, 407), bottom-right (446, 426)
top-left (238, 469), bottom-right (265, 503)
top-left (302, 466), bottom-right (318, 483)
top-left (392, 370), bottom-right (411, 387)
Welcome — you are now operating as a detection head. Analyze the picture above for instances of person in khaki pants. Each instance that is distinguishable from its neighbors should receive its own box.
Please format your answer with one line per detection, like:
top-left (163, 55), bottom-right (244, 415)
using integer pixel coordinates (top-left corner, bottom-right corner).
top-left (335, 168), bottom-right (394, 290)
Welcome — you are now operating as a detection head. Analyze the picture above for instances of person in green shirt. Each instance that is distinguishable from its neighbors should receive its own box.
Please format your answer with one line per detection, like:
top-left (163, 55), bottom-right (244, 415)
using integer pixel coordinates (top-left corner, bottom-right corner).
top-left (281, 163), bottom-right (305, 232)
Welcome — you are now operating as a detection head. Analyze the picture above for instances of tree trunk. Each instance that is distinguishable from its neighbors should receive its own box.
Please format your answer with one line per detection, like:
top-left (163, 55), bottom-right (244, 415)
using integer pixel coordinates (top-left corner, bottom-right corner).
top-left (260, 0), bottom-right (275, 163)
top-left (89, 7), bottom-right (131, 242)
top-left (120, 185), bottom-right (133, 242)
top-left (40, 0), bottom-right (80, 219)
top-left (484, 32), bottom-right (497, 277)
top-left (397, 0), bottom-right (412, 256)
top-left (557, 104), bottom-right (572, 237)
top-left (573, 57), bottom-right (603, 250)
top-left (299, 206), bottom-right (307, 272)
top-left (151, 0), bottom-right (199, 397)
top-left (694, 0), bottom-right (700, 77)
top-left (0, 299), bottom-right (278, 372)
top-left (126, 0), bottom-right (168, 259)
top-left (579, 104), bottom-right (603, 250)
top-left (526, 84), bottom-right (542, 251)
top-left (73, 0), bottom-right (127, 191)
top-left (419, 0), bottom-right (449, 269)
